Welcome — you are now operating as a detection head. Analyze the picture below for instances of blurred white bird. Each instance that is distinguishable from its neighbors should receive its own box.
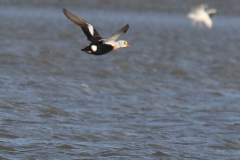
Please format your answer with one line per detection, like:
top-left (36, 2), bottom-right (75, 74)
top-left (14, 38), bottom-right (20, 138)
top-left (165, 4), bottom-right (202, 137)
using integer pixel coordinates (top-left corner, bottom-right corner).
top-left (187, 4), bottom-right (217, 28)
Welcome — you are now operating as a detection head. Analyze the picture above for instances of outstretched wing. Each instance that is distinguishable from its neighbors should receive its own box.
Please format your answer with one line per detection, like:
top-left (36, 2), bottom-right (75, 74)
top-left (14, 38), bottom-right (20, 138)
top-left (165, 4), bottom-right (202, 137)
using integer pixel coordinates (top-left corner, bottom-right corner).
top-left (105, 24), bottom-right (129, 42)
top-left (63, 8), bottom-right (101, 41)
top-left (191, 4), bottom-right (208, 13)
top-left (207, 9), bottom-right (217, 18)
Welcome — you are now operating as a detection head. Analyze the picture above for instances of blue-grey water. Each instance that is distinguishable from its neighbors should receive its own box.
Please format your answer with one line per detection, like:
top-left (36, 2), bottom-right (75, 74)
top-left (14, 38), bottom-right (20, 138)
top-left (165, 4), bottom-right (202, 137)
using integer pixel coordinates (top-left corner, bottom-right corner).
top-left (1, 1), bottom-right (240, 159)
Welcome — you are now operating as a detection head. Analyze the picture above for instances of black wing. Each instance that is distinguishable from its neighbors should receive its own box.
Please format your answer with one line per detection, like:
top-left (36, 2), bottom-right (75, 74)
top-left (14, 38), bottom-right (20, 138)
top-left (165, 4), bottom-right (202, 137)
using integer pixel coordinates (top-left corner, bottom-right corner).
top-left (63, 8), bottom-right (101, 41)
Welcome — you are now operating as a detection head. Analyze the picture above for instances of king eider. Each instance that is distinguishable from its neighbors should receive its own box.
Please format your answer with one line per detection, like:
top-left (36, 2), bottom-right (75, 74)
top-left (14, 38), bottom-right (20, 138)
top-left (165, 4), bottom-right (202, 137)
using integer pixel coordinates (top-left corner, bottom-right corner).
top-left (63, 8), bottom-right (130, 55)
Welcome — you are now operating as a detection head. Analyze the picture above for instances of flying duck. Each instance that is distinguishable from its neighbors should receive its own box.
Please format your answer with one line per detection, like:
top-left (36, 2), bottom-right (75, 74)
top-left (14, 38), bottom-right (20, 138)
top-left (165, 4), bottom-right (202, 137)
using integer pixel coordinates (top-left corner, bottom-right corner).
top-left (187, 4), bottom-right (217, 28)
top-left (63, 8), bottom-right (130, 55)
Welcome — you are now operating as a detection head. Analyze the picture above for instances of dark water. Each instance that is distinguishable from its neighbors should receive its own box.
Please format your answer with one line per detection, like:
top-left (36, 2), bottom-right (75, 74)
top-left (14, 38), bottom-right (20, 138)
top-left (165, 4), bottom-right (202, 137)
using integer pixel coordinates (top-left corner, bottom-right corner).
top-left (1, 1), bottom-right (240, 159)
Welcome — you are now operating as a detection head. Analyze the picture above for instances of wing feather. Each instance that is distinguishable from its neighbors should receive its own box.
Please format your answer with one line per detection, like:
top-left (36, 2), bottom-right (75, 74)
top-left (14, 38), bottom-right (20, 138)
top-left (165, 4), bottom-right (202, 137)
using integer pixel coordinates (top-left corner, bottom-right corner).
top-left (207, 9), bottom-right (217, 18)
top-left (104, 24), bottom-right (129, 43)
top-left (63, 8), bottom-right (101, 41)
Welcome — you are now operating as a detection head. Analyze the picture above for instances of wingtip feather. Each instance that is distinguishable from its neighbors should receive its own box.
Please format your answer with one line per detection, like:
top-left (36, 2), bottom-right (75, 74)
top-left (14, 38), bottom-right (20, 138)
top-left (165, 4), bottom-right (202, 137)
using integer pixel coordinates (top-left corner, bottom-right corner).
top-left (122, 24), bottom-right (129, 33)
top-left (62, 8), bottom-right (68, 15)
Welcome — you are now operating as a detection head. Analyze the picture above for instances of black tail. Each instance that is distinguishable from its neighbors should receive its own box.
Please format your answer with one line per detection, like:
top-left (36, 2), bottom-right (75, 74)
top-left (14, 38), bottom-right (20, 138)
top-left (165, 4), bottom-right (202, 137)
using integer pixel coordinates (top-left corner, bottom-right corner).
top-left (81, 46), bottom-right (91, 51)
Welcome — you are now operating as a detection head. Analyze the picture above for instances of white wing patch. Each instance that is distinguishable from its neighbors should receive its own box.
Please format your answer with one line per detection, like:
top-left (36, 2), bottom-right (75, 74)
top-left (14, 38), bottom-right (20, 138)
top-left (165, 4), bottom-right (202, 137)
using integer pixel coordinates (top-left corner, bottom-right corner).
top-left (98, 39), bottom-right (106, 42)
top-left (104, 40), bottom-right (115, 46)
top-left (87, 23), bottom-right (94, 36)
top-left (91, 45), bottom-right (97, 52)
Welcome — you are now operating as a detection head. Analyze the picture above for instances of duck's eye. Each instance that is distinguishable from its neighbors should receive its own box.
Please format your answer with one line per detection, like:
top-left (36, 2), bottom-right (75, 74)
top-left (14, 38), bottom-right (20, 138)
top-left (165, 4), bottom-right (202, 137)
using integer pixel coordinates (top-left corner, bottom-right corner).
top-left (124, 41), bottom-right (128, 45)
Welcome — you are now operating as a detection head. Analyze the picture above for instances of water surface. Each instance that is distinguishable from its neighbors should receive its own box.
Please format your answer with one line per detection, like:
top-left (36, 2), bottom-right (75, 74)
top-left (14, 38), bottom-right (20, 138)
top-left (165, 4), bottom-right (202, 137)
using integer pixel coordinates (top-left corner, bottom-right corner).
top-left (1, 2), bottom-right (240, 159)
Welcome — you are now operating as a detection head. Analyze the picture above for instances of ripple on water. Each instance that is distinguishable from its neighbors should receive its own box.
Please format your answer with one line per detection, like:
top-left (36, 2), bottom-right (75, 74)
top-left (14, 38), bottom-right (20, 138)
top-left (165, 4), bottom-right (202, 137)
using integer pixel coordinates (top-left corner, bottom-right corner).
top-left (1, 3), bottom-right (240, 160)
top-left (151, 151), bottom-right (171, 157)
top-left (0, 145), bottom-right (16, 151)
top-left (57, 144), bottom-right (76, 149)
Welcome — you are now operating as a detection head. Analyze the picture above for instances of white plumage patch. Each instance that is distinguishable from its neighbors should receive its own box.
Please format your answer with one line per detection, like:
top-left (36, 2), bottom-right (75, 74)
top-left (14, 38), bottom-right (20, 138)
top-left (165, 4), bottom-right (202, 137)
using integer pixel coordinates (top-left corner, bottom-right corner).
top-left (87, 23), bottom-right (94, 36)
top-left (104, 40), bottom-right (115, 47)
top-left (98, 39), bottom-right (106, 42)
top-left (91, 45), bottom-right (97, 52)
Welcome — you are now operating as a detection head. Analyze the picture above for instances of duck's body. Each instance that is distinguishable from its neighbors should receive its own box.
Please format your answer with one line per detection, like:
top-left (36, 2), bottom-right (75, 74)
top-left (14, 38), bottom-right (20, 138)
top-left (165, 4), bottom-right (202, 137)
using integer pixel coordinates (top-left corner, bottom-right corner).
top-left (187, 4), bottom-right (217, 28)
top-left (63, 8), bottom-right (130, 55)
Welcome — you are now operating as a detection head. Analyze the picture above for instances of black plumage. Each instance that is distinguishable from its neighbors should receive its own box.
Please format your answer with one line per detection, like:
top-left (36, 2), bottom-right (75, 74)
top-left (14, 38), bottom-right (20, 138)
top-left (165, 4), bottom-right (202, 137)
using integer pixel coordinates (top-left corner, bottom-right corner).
top-left (63, 8), bottom-right (129, 55)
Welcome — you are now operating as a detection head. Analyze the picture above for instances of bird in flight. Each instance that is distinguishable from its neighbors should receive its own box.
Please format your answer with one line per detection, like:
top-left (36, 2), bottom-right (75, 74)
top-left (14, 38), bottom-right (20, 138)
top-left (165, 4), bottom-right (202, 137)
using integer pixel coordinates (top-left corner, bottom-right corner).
top-left (63, 8), bottom-right (130, 55)
top-left (187, 4), bottom-right (217, 28)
